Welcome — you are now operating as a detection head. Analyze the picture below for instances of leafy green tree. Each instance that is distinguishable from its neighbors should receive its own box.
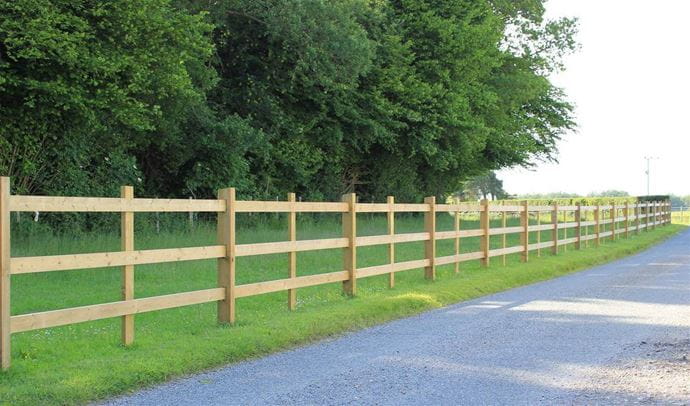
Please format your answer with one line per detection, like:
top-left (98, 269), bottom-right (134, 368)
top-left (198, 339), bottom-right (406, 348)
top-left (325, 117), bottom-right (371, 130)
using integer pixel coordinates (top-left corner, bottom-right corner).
top-left (0, 0), bottom-right (222, 197)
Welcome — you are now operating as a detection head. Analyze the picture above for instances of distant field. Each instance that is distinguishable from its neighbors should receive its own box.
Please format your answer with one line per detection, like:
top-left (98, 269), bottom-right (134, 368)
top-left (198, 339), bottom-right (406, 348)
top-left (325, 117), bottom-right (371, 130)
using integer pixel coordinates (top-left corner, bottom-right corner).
top-left (0, 214), bottom-right (682, 405)
top-left (671, 210), bottom-right (690, 225)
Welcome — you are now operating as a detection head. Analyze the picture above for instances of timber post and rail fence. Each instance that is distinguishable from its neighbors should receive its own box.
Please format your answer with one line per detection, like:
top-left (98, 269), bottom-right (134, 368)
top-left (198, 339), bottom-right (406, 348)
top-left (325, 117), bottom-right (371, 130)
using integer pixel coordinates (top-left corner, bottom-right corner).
top-left (0, 176), bottom-right (672, 369)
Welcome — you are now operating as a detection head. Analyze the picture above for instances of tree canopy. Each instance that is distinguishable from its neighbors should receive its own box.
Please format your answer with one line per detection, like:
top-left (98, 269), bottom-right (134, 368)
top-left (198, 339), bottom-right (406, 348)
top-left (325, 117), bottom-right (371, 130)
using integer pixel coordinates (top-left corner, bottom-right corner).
top-left (1, 0), bottom-right (578, 203)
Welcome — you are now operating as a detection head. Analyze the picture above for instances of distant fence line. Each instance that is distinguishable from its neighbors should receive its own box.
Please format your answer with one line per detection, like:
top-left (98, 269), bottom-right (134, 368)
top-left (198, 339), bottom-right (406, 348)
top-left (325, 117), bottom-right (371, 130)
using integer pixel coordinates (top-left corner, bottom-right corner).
top-left (0, 177), bottom-right (672, 370)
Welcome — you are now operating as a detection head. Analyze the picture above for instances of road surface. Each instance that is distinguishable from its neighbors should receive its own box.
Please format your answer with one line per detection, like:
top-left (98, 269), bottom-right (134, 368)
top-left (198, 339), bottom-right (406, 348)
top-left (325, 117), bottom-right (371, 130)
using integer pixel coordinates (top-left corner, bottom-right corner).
top-left (106, 229), bottom-right (690, 405)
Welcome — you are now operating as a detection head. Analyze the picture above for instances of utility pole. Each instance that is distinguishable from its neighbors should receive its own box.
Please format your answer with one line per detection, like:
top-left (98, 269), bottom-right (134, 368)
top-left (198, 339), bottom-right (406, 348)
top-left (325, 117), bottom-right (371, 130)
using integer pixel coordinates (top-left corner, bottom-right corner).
top-left (644, 156), bottom-right (658, 196)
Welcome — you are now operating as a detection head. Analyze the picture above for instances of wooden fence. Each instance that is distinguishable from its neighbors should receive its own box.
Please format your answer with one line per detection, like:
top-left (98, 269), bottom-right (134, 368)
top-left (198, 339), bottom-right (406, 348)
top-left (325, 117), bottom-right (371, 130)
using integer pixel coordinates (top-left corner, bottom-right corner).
top-left (0, 176), bottom-right (672, 369)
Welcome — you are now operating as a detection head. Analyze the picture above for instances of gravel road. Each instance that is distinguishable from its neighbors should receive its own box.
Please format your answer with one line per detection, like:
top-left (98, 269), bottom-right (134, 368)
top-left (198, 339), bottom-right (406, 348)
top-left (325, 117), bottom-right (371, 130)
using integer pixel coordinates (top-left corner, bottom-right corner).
top-left (105, 229), bottom-right (690, 405)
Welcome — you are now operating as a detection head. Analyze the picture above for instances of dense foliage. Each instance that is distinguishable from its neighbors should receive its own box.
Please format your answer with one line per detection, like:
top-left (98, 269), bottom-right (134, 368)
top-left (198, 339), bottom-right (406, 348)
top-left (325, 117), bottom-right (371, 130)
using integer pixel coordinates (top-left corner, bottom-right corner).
top-left (1, 0), bottom-right (578, 203)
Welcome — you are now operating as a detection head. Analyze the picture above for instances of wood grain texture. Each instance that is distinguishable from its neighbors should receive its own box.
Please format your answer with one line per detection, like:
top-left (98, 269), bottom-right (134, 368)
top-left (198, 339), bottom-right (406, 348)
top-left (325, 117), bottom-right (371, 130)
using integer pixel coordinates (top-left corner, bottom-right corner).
top-left (120, 186), bottom-right (134, 346)
top-left (0, 178), bottom-right (10, 370)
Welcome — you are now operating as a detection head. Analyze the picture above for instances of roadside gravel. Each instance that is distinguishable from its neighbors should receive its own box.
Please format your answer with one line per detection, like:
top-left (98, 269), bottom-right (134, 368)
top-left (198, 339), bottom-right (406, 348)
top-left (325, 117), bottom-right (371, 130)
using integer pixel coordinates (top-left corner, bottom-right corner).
top-left (105, 230), bottom-right (690, 405)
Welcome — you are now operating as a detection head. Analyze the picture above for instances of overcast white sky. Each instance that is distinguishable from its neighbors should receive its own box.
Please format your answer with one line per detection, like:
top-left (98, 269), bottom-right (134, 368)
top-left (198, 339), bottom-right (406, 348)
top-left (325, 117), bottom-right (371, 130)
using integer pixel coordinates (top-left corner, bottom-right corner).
top-left (497, 0), bottom-right (689, 197)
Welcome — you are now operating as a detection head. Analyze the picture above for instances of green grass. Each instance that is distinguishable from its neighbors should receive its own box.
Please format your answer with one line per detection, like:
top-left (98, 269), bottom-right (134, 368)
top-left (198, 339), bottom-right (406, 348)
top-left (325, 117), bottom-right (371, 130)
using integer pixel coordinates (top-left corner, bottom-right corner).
top-left (0, 213), bottom-right (684, 405)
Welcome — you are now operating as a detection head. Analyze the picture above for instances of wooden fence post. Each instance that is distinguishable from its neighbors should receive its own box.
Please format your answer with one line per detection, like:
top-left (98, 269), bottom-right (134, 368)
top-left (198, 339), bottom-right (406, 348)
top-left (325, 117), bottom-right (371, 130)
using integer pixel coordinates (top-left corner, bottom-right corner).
top-left (217, 188), bottom-right (236, 324)
top-left (575, 203), bottom-right (582, 250)
top-left (424, 196), bottom-right (436, 279)
top-left (610, 202), bottom-right (616, 241)
top-left (652, 201), bottom-right (657, 230)
top-left (342, 193), bottom-right (357, 295)
top-left (501, 204), bottom-right (507, 266)
top-left (287, 193), bottom-right (297, 310)
top-left (0, 177), bottom-right (10, 370)
top-left (120, 186), bottom-right (134, 346)
top-left (188, 196), bottom-right (194, 230)
top-left (536, 208), bottom-right (541, 257)
top-left (562, 209), bottom-right (568, 253)
top-left (520, 201), bottom-right (529, 263)
top-left (636, 202), bottom-right (641, 234)
top-left (480, 199), bottom-right (490, 267)
top-left (624, 202), bottom-right (629, 238)
top-left (387, 196), bottom-right (395, 288)
top-left (454, 205), bottom-right (461, 273)
top-left (594, 204), bottom-right (601, 247)
top-left (551, 203), bottom-right (559, 255)
top-left (584, 207), bottom-right (589, 249)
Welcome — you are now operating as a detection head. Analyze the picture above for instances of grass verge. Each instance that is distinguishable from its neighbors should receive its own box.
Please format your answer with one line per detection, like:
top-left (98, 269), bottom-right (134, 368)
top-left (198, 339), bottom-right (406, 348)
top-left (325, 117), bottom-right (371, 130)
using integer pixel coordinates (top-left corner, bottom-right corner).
top-left (0, 222), bottom-right (684, 405)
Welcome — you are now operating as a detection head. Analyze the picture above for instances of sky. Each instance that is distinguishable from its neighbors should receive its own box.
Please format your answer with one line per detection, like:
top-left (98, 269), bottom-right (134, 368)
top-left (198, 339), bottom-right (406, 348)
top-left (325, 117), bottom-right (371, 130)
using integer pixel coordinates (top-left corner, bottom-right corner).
top-left (497, 0), bottom-right (690, 197)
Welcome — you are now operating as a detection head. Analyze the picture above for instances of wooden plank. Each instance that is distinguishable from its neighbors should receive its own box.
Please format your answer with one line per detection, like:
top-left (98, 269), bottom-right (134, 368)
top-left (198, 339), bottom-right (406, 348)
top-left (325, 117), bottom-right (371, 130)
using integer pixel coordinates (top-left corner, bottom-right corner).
top-left (394, 203), bottom-right (430, 212)
top-left (342, 193), bottom-right (357, 296)
top-left (575, 203), bottom-right (582, 250)
top-left (357, 259), bottom-right (430, 278)
top-left (528, 241), bottom-right (555, 250)
top-left (490, 246), bottom-right (523, 257)
top-left (552, 203), bottom-right (559, 255)
top-left (434, 203), bottom-right (480, 212)
top-left (357, 232), bottom-right (429, 246)
top-left (356, 203), bottom-right (388, 213)
top-left (424, 196), bottom-right (436, 280)
top-left (559, 237), bottom-right (578, 245)
top-left (600, 231), bottom-right (613, 238)
top-left (287, 193), bottom-right (297, 311)
top-left (120, 186), bottom-right (134, 346)
top-left (11, 288), bottom-right (225, 333)
top-left (528, 224), bottom-right (553, 232)
top-left (234, 200), bottom-right (348, 213)
top-left (480, 199), bottom-right (490, 267)
top-left (236, 238), bottom-right (348, 257)
top-left (436, 229), bottom-right (484, 239)
top-left (387, 196), bottom-right (395, 288)
top-left (624, 202), bottom-right (629, 238)
top-left (217, 188), bottom-right (236, 325)
top-left (9, 195), bottom-right (224, 212)
top-left (454, 207), bottom-right (461, 273)
top-left (489, 226), bottom-right (524, 236)
top-left (594, 205), bottom-right (601, 247)
top-left (0, 177), bottom-right (10, 370)
top-left (557, 222), bottom-right (579, 229)
top-left (11, 245), bottom-right (226, 274)
top-left (435, 252), bottom-right (484, 266)
top-left (536, 206), bottom-right (541, 257)
top-left (501, 207), bottom-right (507, 265)
top-left (489, 205), bottom-right (525, 212)
top-left (610, 203), bottom-right (616, 241)
top-left (530, 205), bottom-right (555, 212)
top-left (235, 271), bottom-right (350, 298)
top-left (521, 201), bottom-right (529, 262)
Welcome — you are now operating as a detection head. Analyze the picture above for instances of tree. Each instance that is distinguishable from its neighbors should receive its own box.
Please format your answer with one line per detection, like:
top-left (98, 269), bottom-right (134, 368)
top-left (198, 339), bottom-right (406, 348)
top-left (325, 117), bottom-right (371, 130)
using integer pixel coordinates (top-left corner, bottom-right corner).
top-left (187, 0), bottom-right (578, 202)
top-left (2, 0), bottom-right (579, 211)
top-left (0, 0), bottom-right (226, 197)
top-left (461, 172), bottom-right (509, 200)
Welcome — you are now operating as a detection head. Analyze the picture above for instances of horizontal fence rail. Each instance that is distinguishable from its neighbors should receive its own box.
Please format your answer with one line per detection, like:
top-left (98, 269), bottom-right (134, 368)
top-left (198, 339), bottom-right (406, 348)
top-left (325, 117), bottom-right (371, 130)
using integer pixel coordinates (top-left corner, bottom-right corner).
top-left (0, 176), bottom-right (672, 370)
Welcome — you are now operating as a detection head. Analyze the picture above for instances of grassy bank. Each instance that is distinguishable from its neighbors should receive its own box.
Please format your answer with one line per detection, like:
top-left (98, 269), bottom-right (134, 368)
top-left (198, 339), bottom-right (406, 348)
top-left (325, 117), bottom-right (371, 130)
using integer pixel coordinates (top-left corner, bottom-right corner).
top-left (0, 215), bottom-right (683, 405)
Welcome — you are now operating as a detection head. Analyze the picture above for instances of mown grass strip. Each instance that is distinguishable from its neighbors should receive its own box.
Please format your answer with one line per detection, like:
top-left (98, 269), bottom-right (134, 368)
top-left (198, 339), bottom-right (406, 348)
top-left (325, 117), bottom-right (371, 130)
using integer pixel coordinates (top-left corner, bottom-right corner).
top-left (0, 221), bottom-right (683, 405)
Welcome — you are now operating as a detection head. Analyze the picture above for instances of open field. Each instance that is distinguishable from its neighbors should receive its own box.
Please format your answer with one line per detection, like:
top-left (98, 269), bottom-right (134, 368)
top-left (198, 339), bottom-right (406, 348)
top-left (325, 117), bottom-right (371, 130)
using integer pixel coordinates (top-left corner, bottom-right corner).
top-left (671, 210), bottom-right (690, 226)
top-left (0, 211), bottom-right (681, 404)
